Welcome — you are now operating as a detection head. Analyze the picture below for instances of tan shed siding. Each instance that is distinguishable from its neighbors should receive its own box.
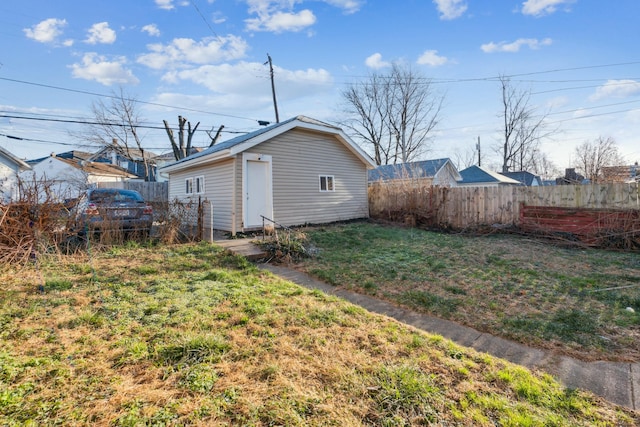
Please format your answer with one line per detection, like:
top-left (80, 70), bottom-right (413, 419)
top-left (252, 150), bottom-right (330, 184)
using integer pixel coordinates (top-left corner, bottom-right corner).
top-left (233, 155), bottom-right (243, 232)
top-left (167, 159), bottom-right (235, 231)
top-left (245, 128), bottom-right (369, 227)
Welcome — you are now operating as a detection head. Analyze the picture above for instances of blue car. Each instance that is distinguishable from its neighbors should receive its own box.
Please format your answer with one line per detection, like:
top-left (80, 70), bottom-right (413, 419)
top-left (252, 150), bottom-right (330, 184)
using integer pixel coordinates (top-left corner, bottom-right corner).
top-left (73, 188), bottom-right (153, 237)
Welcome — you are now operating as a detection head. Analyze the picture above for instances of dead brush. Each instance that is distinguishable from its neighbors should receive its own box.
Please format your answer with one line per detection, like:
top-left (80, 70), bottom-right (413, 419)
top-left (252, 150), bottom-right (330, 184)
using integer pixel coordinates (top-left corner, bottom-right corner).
top-left (259, 227), bottom-right (311, 264)
top-left (368, 167), bottom-right (444, 228)
top-left (0, 178), bottom-right (76, 264)
top-left (153, 199), bottom-right (201, 244)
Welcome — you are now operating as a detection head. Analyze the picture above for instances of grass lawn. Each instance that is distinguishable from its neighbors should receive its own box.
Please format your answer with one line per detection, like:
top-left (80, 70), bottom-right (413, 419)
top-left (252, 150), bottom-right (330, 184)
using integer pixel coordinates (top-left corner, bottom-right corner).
top-left (1, 242), bottom-right (638, 425)
top-left (300, 221), bottom-right (640, 362)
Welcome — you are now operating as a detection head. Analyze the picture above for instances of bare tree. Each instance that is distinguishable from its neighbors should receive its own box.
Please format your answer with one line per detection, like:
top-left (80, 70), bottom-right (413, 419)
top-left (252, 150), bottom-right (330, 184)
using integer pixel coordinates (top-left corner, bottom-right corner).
top-left (163, 116), bottom-right (200, 161)
top-left (529, 151), bottom-right (560, 181)
top-left (452, 144), bottom-right (481, 170)
top-left (341, 73), bottom-right (392, 165)
top-left (498, 76), bottom-right (553, 173)
top-left (388, 64), bottom-right (443, 163)
top-left (341, 64), bottom-right (443, 165)
top-left (87, 88), bottom-right (153, 181)
top-left (574, 136), bottom-right (623, 182)
top-left (206, 125), bottom-right (225, 148)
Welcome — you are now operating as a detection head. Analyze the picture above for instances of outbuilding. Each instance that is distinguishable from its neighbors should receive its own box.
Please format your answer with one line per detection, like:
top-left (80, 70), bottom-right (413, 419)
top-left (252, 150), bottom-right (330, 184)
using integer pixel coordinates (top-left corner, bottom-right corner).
top-left (160, 116), bottom-right (376, 235)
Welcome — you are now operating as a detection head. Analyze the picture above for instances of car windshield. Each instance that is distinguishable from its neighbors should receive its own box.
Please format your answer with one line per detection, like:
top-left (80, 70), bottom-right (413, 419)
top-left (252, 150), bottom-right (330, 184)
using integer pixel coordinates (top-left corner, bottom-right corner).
top-left (89, 190), bottom-right (144, 203)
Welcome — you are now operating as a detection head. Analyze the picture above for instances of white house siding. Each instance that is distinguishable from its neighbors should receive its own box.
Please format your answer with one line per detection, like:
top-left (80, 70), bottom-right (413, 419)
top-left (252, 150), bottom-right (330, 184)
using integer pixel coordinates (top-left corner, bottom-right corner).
top-left (0, 162), bottom-right (18, 202)
top-left (168, 158), bottom-right (235, 232)
top-left (22, 158), bottom-right (88, 201)
top-left (434, 164), bottom-right (460, 187)
top-left (241, 128), bottom-right (369, 229)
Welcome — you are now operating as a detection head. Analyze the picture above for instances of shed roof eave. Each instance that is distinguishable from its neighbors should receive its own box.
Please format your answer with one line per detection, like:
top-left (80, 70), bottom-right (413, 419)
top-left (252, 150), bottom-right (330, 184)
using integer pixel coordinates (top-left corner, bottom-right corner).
top-left (159, 149), bottom-right (231, 173)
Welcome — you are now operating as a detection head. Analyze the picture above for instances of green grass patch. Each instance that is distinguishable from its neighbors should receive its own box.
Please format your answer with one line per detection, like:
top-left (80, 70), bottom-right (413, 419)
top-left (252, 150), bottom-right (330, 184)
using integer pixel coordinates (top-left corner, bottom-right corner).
top-left (302, 221), bottom-right (640, 361)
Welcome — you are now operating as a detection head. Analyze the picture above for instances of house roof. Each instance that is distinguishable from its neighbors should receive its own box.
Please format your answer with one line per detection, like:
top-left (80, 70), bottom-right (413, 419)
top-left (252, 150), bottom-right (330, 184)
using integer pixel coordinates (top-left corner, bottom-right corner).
top-left (160, 115), bottom-right (376, 173)
top-left (368, 158), bottom-right (459, 182)
top-left (88, 142), bottom-right (157, 162)
top-left (499, 171), bottom-right (541, 186)
top-left (56, 157), bottom-right (138, 178)
top-left (28, 150), bottom-right (93, 165)
top-left (0, 146), bottom-right (30, 171)
top-left (459, 165), bottom-right (521, 185)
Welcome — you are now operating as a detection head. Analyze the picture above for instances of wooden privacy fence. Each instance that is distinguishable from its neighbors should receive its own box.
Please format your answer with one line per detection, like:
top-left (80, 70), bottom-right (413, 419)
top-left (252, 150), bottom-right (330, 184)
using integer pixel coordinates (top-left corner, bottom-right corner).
top-left (98, 181), bottom-right (168, 202)
top-left (369, 182), bottom-right (640, 230)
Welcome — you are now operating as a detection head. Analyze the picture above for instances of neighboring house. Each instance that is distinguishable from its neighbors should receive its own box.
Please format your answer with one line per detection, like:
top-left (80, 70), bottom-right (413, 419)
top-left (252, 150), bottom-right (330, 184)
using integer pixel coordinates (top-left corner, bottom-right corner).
top-left (600, 163), bottom-right (639, 183)
top-left (499, 171), bottom-right (543, 186)
top-left (27, 150), bottom-right (93, 165)
top-left (160, 115), bottom-right (376, 235)
top-left (368, 158), bottom-right (462, 187)
top-left (88, 141), bottom-right (158, 181)
top-left (28, 146), bottom-right (158, 181)
top-left (22, 154), bottom-right (137, 201)
top-left (457, 165), bottom-right (521, 187)
top-left (556, 168), bottom-right (587, 185)
top-left (0, 146), bottom-right (31, 202)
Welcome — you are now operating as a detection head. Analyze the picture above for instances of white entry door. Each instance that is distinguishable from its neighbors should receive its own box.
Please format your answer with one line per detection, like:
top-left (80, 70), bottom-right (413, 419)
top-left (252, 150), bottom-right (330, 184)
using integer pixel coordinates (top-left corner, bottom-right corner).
top-left (243, 153), bottom-right (273, 229)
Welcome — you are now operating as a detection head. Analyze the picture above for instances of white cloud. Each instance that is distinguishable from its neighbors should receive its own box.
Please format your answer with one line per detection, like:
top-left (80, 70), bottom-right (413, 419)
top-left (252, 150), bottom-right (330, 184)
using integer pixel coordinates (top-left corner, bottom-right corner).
top-left (481, 37), bottom-right (552, 53)
top-left (159, 61), bottom-right (332, 109)
top-left (154, 0), bottom-right (190, 10)
top-left (142, 24), bottom-right (161, 37)
top-left (246, 9), bottom-right (316, 32)
top-left (23, 18), bottom-right (67, 44)
top-left (85, 22), bottom-right (116, 45)
top-left (521, 0), bottom-right (575, 17)
top-left (417, 50), bottom-right (448, 67)
top-left (137, 35), bottom-right (248, 69)
top-left (322, 0), bottom-right (364, 14)
top-left (70, 53), bottom-right (139, 86)
top-left (546, 96), bottom-right (569, 110)
top-left (365, 53), bottom-right (391, 69)
top-left (433, 0), bottom-right (467, 20)
top-left (589, 80), bottom-right (640, 102)
top-left (155, 0), bottom-right (175, 10)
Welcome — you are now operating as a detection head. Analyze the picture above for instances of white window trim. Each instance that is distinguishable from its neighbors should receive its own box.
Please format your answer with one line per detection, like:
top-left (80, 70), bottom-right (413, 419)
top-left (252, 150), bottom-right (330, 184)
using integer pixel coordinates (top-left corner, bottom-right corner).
top-left (195, 176), bottom-right (205, 194)
top-left (319, 175), bottom-right (335, 192)
top-left (185, 177), bottom-right (194, 194)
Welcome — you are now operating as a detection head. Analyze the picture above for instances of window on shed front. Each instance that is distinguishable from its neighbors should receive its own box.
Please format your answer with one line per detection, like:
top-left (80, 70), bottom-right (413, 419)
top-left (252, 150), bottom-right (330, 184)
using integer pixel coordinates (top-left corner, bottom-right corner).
top-left (185, 178), bottom-right (194, 194)
top-left (319, 175), bottom-right (335, 192)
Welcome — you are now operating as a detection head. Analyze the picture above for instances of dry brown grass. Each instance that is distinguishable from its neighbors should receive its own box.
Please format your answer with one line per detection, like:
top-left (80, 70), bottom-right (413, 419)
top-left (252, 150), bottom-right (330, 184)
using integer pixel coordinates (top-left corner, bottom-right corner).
top-left (1, 244), bottom-right (638, 425)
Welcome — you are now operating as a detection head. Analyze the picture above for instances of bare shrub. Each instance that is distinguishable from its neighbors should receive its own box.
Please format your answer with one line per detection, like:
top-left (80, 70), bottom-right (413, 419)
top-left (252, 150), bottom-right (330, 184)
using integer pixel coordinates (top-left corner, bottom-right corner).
top-left (154, 199), bottom-right (201, 244)
top-left (368, 177), bottom-right (445, 228)
top-left (0, 178), bottom-right (74, 264)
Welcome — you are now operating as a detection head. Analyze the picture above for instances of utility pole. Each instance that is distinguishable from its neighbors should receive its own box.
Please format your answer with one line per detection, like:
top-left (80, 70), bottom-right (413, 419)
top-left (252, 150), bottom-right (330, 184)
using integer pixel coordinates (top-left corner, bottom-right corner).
top-left (265, 53), bottom-right (280, 123)
top-left (476, 136), bottom-right (481, 167)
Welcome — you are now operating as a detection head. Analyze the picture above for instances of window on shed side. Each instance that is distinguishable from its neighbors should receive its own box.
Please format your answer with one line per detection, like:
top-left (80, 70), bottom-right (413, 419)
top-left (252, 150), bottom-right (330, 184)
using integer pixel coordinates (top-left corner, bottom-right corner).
top-left (185, 178), bottom-right (194, 194)
top-left (319, 175), bottom-right (335, 192)
top-left (195, 176), bottom-right (205, 194)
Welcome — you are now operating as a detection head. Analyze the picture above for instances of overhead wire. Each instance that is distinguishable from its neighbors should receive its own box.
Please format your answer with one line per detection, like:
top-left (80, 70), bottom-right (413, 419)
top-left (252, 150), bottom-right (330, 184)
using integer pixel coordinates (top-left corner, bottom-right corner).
top-left (0, 77), bottom-right (258, 122)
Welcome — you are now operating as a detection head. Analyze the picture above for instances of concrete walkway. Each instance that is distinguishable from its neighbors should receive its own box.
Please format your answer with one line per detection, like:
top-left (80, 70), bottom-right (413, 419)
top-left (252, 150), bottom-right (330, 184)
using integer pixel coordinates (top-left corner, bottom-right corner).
top-left (214, 236), bottom-right (267, 261)
top-left (259, 263), bottom-right (640, 411)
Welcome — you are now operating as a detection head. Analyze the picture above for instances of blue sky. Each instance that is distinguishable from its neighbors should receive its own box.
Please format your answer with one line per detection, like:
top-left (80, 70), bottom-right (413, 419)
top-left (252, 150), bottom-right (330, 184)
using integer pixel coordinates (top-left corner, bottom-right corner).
top-left (1, 0), bottom-right (639, 172)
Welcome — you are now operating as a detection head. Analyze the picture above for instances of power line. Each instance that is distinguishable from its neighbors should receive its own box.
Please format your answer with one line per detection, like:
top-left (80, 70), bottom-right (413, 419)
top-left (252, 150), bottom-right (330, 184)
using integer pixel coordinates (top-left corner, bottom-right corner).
top-left (0, 77), bottom-right (258, 122)
top-left (0, 132), bottom-right (79, 147)
top-left (191, 0), bottom-right (219, 39)
top-left (0, 113), bottom-right (249, 134)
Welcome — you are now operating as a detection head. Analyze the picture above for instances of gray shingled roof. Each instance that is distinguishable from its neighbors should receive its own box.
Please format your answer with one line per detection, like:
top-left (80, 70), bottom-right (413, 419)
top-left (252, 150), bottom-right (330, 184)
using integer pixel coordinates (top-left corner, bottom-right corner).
top-left (161, 115), bottom-right (371, 172)
top-left (459, 165), bottom-right (521, 185)
top-left (368, 158), bottom-right (452, 182)
top-left (499, 171), bottom-right (541, 186)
